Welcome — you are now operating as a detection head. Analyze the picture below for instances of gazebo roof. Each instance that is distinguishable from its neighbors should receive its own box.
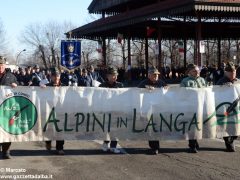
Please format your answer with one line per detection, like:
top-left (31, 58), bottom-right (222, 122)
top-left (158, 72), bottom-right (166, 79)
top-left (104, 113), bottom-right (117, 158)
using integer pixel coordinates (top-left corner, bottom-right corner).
top-left (69, 20), bottom-right (240, 40)
top-left (88, 0), bottom-right (158, 14)
top-left (68, 0), bottom-right (240, 40)
top-left (88, 0), bottom-right (240, 15)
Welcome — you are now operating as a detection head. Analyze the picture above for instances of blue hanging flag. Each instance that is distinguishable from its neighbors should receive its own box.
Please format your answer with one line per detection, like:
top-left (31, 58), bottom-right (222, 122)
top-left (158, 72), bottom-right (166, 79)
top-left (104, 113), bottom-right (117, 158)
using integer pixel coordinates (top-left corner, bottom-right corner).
top-left (61, 40), bottom-right (81, 71)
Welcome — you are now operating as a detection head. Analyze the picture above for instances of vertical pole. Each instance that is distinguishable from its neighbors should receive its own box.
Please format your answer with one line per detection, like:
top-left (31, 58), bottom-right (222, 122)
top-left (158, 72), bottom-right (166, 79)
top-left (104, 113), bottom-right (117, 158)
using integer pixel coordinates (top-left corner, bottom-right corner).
top-left (102, 37), bottom-right (107, 66)
top-left (145, 37), bottom-right (149, 77)
top-left (157, 18), bottom-right (162, 70)
top-left (194, 40), bottom-right (197, 65)
top-left (127, 35), bottom-right (132, 81)
top-left (197, 14), bottom-right (202, 66)
top-left (183, 16), bottom-right (187, 68)
top-left (128, 36), bottom-right (131, 68)
top-left (237, 41), bottom-right (239, 65)
top-left (217, 18), bottom-right (221, 68)
top-left (184, 39), bottom-right (187, 68)
top-left (101, 12), bottom-right (106, 66)
top-left (217, 38), bottom-right (221, 68)
top-left (206, 40), bottom-right (209, 67)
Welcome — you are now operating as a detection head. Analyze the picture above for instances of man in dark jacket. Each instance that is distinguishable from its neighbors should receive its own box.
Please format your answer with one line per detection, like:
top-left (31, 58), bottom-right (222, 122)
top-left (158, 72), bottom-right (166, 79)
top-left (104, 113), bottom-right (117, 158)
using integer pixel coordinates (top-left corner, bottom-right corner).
top-left (0, 56), bottom-right (18, 159)
top-left (138, 67), bottom-right (167, 155)
top-left (42, 68), bottom-right (65, 155)
top-left (99, 67), bottom-right (123, 154)
top-left (88, 65), bottom-right (104, 87)
top-left (216, 62), bottom-right (239, 152)
top-left (78, 69), bottom-right (91, 87)
top-left (29, 65), bottom-right (43, 86)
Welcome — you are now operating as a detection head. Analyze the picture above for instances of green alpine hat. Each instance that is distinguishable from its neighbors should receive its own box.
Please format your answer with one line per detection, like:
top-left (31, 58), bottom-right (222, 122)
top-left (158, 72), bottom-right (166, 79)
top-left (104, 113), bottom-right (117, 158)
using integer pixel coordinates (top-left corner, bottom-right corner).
top-left (0, 56), bottom-right (6, 64)
top-left (225, 62), bottom-right (236, 72)
top-left (107, 67), bottom-right (118, 75)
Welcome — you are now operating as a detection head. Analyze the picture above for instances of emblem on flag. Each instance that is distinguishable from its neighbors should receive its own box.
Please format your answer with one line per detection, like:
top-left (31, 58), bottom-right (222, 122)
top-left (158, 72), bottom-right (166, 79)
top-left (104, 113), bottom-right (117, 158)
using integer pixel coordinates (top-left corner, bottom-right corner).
top-left (61, 40), bottom-right (81, 71)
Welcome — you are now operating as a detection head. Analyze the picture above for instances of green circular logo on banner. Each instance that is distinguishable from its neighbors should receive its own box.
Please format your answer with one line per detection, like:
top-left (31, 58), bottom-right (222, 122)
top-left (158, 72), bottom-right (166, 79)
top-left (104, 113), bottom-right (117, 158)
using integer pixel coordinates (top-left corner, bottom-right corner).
top-left (0, 96), bottom-right (38, 135)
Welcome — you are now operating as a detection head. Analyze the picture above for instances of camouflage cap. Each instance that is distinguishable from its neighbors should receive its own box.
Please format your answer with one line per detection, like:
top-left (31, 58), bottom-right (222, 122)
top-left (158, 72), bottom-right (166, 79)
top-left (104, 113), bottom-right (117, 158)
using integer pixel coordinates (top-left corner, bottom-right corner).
top-left (51, 67), bottom-right (60, 76)
top-left (82, 68), bottom-right (88, 73)
top-left (0, 56), bottom-right (6, 64)
top-left (34, 64), bottom-right (40, 69)
top-left (225, 62), bottom-right (236, 72)
top-left (107, 67), bottom-right (118, 75)
top-left (186, 63), bottom-right (199, 74)
top-left (89, 65), bottom-right (94, 70)
top-left (148, 67), bottom-right (160, 74)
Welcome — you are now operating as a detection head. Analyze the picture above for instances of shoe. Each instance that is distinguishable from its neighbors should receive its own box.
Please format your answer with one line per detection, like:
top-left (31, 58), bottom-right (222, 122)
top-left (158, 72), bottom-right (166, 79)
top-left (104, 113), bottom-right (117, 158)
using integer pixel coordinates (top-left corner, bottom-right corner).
top-left (188, 147), bottom-right (198, 153)
top-left (45, 142), bottom-right (52, 151)
top-left (152, 149), bottom-right (159, 155)
top-left (226, 143), bottom-right (236, 152)
top-left (2, 152), bottom-right (11, 159)
top-left (110, 148), bottom-right (121, 154)
top-left (196, 141), bottom-right (200, 150)
top-left (57, 150), bottom-right (65, 155)
top-left (102, 142), bottom-right (109, 152)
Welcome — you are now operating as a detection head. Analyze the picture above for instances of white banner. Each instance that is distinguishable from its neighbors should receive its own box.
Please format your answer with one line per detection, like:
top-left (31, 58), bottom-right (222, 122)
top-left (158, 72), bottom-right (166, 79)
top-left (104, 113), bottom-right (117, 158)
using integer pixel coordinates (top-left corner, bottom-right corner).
top-left (0, 85), bottom-right (240, 142)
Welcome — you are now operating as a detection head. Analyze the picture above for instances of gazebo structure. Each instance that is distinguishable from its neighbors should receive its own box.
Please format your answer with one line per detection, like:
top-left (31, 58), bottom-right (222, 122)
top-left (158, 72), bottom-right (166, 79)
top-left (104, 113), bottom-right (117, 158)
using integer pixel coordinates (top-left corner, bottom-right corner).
top-left (68, 0), bottom-right (240, 72)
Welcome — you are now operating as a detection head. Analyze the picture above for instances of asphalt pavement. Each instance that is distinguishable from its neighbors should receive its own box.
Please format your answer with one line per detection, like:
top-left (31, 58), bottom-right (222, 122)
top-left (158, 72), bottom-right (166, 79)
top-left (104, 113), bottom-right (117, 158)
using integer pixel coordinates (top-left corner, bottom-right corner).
top-left (0, 140), bottom-right (240, 180)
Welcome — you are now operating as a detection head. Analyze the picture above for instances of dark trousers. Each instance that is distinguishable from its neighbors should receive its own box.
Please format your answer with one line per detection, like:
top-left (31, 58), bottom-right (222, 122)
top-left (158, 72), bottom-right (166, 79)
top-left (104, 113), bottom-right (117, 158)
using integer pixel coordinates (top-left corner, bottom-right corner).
top-left (0, 142), bottom-right (11, 153)
top-left (104, 141), bottom-right (117, 148)
top-left (188, 140), bottom-right (199, 149)
top-left (149, 141), bottom-right (159, 150)
top-left (46, 141), bottom-right (64, 150)
top-left (223, 136), bottom-right (238, 144)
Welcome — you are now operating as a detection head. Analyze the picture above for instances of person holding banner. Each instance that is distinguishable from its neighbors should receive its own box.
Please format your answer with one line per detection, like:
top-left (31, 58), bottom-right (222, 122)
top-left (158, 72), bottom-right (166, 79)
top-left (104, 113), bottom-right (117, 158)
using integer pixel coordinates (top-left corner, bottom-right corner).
top-left (99, 67), bottom-right (123, 154)
top-left (0, 56), bottom-right (18, 159)
top-left (78, 68), bottom-right (92, 87)
top-left (29, 65), bottom-right (44, 86)
top-left (42, 68), bottom-right (65, 155)
top-left (88, 65), bottom-right (104, 87)
top-left (180, 64), bottom-right (207, 153)
top-left (216, 61), bottom-right (239, 152)
top-left (138, 67), bottom-right (168, 155)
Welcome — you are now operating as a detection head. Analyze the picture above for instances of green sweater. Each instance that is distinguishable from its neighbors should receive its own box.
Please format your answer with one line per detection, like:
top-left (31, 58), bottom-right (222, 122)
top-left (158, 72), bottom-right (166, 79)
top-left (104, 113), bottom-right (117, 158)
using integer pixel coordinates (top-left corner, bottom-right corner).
top-left (180, 76), bottom-right (207, 88)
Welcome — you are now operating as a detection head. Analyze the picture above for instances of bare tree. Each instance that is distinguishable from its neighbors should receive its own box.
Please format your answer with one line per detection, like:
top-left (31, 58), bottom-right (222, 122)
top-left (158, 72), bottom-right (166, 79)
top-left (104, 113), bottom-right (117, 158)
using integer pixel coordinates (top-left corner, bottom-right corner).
top-left (0, 19), bottom-right (8, 55)
top-left (81, 40), bottom-right (98, 67)
top-left (20, 21), bottom-right (76, 69)
top-left (162, 40), bottom-right (179, 66)
top-left (132, 40), bottom-right (145, 67)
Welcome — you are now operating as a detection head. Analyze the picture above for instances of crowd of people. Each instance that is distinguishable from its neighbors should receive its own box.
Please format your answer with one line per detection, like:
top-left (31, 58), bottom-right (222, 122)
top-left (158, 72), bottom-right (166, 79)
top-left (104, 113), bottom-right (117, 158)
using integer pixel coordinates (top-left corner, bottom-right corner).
top-left (7, 62), bottom-right (240, 88)
top-left (0, 54), bottom-right (239, 159)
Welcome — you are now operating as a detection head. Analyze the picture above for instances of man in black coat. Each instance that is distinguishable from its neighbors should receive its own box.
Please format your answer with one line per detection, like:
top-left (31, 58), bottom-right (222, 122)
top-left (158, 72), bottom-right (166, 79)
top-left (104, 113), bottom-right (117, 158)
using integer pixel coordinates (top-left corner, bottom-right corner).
top-left (0, 56), bottom-right (18, 159)
top-left (78, 69), bottom-right (91, 87)
top-left (42, 68), bottom-right (65, 155)
top-left (138, 67), bottom-right (167, 155)
top-left (216, 62), bottom-right (239, 152)
top-left (99, 67), bottom-right (123, 154)
top-left (88, 65), bottom-right (104, 87)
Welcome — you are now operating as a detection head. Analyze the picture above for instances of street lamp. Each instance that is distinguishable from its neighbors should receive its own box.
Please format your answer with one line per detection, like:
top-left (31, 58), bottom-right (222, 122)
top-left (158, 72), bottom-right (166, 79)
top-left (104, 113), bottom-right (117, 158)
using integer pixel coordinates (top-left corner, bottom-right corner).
top-left (16, 49), bottom-right (26, 66)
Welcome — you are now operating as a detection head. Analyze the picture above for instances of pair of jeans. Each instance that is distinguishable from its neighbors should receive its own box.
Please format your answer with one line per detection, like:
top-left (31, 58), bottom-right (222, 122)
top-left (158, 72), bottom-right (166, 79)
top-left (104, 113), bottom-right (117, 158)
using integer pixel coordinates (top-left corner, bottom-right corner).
top-left (149, 141), bottom-right (159, 150)
top-left (0, 142), bottom-right (11, 153)
top-left (104, 141), bottom-right (117, 148)
top-left (46, 141), bottom-right (64, 150)
top-left (188, 140), bottom-right (199, 149)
